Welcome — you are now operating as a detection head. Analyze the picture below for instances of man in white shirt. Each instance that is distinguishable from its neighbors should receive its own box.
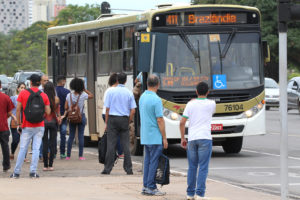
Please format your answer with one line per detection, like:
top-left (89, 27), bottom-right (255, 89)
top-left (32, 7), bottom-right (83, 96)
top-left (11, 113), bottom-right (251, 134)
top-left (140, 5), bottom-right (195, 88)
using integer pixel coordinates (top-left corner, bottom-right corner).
top-left (180, 82), bottom-right (216, 200)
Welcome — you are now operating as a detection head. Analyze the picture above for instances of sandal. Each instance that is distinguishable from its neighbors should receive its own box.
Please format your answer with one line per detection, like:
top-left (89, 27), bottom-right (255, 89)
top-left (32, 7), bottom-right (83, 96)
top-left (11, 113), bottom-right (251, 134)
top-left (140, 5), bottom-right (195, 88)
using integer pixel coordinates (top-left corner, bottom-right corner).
top-left (48, 167), bottom-right (54, 171)
top-left (43, 167), bottom-right (48, 171)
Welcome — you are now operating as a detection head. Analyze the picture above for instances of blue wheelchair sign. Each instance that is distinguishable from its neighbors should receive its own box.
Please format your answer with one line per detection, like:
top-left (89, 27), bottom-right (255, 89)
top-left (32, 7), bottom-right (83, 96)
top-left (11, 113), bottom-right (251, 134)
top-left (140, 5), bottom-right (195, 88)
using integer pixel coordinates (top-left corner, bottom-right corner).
top-left (213, 75), bottom-right (227, 89)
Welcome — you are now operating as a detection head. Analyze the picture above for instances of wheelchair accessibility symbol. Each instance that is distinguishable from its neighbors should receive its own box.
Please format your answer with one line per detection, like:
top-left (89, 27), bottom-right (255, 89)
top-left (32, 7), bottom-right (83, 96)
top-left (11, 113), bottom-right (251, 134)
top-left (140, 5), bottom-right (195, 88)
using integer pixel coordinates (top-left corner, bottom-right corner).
top-left (213, 75), bottom-right (227, 89)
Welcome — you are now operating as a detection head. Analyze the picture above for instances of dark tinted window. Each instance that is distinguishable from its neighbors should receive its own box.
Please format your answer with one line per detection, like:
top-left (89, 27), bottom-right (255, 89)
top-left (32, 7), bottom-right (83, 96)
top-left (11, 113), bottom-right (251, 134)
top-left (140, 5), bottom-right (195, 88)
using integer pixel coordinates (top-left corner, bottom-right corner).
top-left (124, 26), bottom-right (134, 48)
top-left (48, 40), bottom-right (52, 57)
top-left (99, 31), bottom-right (110, 52)
top-left (68, 36), bottom-right (76, 54)
top-left (123, 50), bottom-right (133, 72)
top-left (78, 34), bottom-right (86, 53)
top-left (99, 53), bottom-right (111, 74)
top-left (111, 29), bottom-right (122, 50)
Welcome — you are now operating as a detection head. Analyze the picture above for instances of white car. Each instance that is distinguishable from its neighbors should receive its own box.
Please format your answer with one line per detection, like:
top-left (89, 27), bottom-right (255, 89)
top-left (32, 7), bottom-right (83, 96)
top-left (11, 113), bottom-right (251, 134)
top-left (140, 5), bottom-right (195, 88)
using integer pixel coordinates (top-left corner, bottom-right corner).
top-left (265, 77), bottom-right (279, 110)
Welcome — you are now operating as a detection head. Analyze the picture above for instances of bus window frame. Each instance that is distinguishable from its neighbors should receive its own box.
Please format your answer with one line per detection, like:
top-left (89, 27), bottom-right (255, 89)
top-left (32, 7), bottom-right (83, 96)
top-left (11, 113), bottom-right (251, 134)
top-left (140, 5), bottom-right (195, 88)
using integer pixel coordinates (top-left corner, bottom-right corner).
top-left (68, 34), bottom-right (77, 55)
top-left (77, 33), bottom-right (87, 54)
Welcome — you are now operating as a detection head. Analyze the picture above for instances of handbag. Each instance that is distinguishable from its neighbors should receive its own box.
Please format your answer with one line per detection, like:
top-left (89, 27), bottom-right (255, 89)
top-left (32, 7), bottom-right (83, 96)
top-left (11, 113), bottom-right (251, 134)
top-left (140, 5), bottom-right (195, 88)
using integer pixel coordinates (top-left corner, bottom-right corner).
top-left (155, 154), bottom-right (170, 186)
top-left (98, 132), bottom-right (118, 164)
top-left (44, 118), bottom-right (57, 129)
top-left (67, 93), bottom-right (82, 124)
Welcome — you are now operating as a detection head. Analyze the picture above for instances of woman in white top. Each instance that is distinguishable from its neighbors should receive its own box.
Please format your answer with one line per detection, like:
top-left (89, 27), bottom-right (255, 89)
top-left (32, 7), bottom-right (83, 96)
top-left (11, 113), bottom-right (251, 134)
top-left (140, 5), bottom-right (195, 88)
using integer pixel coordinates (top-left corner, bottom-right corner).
top-left (62, 78), bottom-right (93, 161)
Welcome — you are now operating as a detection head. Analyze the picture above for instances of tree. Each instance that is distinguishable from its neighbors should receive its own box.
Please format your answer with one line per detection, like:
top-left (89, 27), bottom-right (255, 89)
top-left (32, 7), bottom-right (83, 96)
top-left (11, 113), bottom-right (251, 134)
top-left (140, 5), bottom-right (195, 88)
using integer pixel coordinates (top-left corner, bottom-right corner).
top-left (54, 4), bottom-right (101, 25)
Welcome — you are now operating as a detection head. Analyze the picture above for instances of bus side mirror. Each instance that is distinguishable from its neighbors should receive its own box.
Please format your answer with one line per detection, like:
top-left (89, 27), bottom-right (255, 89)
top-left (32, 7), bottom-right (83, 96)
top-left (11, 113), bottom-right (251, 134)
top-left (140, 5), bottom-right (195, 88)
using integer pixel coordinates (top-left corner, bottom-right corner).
top-left (262, 41), bottom-right (270, 63)
top-left (137, 32), bottom-right (168, 73)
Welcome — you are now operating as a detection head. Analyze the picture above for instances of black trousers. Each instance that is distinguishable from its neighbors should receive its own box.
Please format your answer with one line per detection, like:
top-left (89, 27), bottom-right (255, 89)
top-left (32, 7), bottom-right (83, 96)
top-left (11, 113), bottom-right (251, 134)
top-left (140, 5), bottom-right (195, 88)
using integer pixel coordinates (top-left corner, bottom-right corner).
top-left (43, 126), bottom-right (57, 167)
top-left (0, 130), bottom-right (10, 170)
top-left (104, 115), bottom-right (132, 173)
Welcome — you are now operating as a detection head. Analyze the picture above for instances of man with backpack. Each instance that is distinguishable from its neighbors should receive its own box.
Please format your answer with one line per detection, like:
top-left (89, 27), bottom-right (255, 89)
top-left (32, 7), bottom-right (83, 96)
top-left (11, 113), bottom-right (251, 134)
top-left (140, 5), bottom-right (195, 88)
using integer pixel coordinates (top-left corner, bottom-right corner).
top-left (10, 74), bottom-right (51, 179)
top-left (139, 75), bottom-right (168, 196)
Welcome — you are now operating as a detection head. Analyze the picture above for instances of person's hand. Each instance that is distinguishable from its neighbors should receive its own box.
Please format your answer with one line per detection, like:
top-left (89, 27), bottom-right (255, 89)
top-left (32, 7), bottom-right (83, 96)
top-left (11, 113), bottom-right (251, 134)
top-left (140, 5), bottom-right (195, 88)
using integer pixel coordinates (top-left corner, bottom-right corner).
top-left (104, 123), bottom-right (107, 132)
top-left (61, 115), bottom-right (65, 120)
top-left (58, 117), bottom-right (62, 125)
top-left (12, 116), bottom-right (17, 122)
top-left (17, 126), bottom-right (22, 134)
top-left (181, 138), bottom-right (187, 149)
top-left (163, 138), bottom-right (168, 149)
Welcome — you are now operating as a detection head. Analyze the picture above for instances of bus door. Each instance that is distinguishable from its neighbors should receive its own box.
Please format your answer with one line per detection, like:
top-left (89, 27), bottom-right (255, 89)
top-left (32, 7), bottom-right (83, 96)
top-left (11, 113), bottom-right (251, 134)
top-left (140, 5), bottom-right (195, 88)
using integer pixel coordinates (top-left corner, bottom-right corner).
top-left (86, 36), bottom-right (98, 140)
top-left (58, 40), bottom-right (67, 78)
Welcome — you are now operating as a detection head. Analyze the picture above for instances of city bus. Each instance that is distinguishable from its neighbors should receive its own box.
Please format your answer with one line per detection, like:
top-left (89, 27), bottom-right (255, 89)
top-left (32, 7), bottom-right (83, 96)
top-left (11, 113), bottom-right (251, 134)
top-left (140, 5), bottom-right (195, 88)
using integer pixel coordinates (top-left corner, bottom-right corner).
top-left (47, 3), bottom-right (269, 154)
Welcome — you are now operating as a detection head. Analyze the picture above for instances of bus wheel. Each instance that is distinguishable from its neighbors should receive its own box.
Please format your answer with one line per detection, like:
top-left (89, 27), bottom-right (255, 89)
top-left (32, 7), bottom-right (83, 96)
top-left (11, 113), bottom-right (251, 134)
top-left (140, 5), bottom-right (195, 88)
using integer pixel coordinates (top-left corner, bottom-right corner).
top-left (222, 137), bottom-right (243, 154)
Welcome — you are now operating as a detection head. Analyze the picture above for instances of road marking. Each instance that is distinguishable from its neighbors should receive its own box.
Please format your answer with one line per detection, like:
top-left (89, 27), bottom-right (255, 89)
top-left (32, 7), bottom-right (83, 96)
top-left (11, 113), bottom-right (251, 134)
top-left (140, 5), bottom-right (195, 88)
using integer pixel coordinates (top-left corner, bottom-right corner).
top-left (241, 148), bottom-right (300, 161)
top-left (248, 172), bottom-right (275, 176)
top-left (268, 132), bottom-right (300, 137)
top-left (241, 183), bottom-right (300, 186)
top-left (210, 166), bottom-right (300, 170)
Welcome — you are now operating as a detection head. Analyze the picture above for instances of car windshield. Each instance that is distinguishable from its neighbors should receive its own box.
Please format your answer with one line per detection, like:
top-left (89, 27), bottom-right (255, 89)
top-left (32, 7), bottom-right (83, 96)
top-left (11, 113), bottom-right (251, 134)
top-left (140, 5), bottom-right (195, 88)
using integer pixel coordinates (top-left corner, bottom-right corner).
top-left (158, 33), bottom-right (262, 91)
top-left (19, 73), bottom-right (36, 83)
top-left (0, 76), bottom-right (8, 84)
top-left (265, 78), bottom-right (278, 88)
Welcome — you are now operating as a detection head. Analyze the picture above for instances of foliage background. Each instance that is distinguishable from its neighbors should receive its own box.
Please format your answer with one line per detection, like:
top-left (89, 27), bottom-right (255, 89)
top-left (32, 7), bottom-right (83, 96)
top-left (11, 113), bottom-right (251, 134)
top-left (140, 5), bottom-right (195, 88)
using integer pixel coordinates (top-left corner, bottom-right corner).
top-left (0, 2), bottom-right (299, 81)
top-left (0, 4), bottom-right (101, 76)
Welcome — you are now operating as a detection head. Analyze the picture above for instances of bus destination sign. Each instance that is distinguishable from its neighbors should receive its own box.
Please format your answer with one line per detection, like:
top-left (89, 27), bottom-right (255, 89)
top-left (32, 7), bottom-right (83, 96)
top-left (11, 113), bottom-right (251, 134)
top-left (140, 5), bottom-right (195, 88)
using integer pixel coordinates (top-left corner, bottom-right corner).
top-left (155, 11), bottom-right (257, 27)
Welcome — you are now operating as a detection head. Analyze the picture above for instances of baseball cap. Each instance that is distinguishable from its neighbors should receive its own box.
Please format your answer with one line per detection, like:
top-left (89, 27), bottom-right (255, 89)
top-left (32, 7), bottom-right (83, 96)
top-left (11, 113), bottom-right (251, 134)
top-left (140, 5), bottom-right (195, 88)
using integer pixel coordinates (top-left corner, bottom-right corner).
top-left (28, 74), bottom-right (41, 83)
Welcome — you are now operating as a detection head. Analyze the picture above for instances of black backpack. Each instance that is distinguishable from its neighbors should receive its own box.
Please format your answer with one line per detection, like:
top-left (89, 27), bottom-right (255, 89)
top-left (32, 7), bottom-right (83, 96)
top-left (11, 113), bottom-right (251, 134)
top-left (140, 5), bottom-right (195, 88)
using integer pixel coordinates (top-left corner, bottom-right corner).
top-left (24, 89), bottom-right (45, 123)
top-left (98, 132), bottom-right (118, 164)
top-left (155, 154), bottom-right (170, 186)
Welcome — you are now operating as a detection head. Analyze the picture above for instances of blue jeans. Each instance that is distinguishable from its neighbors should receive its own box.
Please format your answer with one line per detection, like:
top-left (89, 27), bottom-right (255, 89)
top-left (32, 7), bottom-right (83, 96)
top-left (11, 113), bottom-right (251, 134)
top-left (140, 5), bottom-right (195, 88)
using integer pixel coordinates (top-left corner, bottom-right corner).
top-left (187, 139), bottom-right (212, 197)
top-left (67, 114), bottom-right (86, 157)
top-left (14, 127), bottom-right (44, 174)
top-left (59, 119), bottom-right (68, 155)
top-left (143, 144), bottom-right (163, 190)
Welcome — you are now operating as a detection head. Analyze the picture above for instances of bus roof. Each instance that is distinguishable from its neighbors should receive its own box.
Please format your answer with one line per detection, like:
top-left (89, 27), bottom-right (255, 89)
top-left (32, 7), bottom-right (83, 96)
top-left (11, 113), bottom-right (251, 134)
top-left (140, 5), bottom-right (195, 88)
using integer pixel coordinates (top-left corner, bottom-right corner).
top-left (47, 4), bottom-right (260, 36)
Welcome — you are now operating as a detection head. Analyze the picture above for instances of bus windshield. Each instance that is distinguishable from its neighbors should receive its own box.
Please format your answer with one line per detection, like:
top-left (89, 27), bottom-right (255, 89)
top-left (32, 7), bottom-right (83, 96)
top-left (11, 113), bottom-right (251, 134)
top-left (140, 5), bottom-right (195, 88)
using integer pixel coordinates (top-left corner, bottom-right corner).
top-left (159, 32), bottom-right (261, 91)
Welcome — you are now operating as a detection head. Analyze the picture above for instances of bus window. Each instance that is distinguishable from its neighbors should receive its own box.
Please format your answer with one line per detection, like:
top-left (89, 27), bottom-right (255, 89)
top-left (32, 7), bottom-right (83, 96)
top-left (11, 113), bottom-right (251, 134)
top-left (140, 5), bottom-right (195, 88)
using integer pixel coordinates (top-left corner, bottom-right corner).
top-left (124, 26), bottom-right (134, 48)
top-left (111, 29), bottom-right (122, 50)
top-left (99, 53), bottom-right (111, 74)
top-left (68, 35), bottom-right (76, 54)
top-left (123, 50), bottom-right (133, 72)
top-left (48, 40), bottom-right (52, 57)
top-left (77, 34), bottom-right (86, 54)
top-left (99, 31), bottom-right (110, 52)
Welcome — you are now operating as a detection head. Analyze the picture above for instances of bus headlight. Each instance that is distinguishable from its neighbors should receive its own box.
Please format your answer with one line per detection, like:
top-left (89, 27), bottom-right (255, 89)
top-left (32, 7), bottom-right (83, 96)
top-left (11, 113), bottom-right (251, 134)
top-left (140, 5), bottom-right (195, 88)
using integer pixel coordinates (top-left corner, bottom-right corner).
top-left (242, 102), bottom-right (264, 118)
top-left (163, 108), bottom-right (182, 121)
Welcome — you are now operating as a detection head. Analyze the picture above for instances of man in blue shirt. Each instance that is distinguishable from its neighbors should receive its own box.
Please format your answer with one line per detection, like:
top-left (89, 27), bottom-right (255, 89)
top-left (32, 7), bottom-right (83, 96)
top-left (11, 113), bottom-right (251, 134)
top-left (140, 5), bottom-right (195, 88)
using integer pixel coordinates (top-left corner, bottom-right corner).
top-left (55, 76), bottom-right (70, 158)
top-left (102, 72), bottom-right (136, 175)
top-left (139, 75), bottom-right (168, 196)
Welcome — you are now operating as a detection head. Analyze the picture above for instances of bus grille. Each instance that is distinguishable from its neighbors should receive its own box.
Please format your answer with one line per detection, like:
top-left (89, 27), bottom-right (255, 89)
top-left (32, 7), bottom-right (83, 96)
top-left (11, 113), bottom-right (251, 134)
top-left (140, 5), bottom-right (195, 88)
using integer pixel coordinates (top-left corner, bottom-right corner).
top-left (172, 93), bottom-right (251, 104)
top-left (185, 125), bottom-right (244, 135)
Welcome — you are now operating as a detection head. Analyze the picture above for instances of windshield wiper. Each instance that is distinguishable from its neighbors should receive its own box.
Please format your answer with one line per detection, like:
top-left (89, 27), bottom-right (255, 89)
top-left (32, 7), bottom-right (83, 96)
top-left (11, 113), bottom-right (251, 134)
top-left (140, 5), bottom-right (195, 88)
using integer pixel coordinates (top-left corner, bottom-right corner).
top-left (179, 30), bottom-right (201, 73)
top-left (221, 28), bottom-right (237, 58)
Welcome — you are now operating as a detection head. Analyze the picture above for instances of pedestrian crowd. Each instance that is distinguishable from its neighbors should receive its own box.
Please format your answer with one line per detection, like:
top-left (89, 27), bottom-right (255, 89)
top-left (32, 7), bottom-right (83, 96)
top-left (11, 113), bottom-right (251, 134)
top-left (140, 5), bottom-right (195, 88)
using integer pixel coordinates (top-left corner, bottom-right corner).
top-left (0, 72), bottom-right (216, 200)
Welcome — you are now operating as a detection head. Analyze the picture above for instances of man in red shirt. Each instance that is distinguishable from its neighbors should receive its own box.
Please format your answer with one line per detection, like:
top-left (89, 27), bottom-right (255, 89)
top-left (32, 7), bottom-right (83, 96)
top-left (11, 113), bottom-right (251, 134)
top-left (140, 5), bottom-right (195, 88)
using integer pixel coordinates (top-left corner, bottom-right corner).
top-left (0, 80), bottom-right (15, 172)
top-left (10, 74), bottom-right (51, 179)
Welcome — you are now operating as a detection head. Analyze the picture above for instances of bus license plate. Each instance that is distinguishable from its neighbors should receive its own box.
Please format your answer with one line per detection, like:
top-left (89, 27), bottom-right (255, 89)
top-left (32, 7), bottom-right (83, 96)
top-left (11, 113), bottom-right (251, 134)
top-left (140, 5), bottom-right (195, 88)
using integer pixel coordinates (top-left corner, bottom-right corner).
top-left (211, 124), bottom-right (223, 131)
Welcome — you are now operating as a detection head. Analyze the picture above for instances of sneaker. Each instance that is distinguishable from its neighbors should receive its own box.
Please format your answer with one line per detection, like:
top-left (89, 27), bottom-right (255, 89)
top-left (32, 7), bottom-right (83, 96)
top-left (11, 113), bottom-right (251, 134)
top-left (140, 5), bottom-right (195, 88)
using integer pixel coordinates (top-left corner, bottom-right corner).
top-left (141, 187), bottom-right (147, 195)
top-left (60, 154), bottom-right (67, 159)
top-left (118, 154), bottom-right (124, 159)
top-left (3, 166), bottom-right (11, 172)
top-left (195, 196), bottom-right (210, 200)
top-left (10, 173), bottom-right (20, 179)
top-left (65, 157), bottom-right (70, 160)
top-left (79, 157), bottom-right (85, 161)
top-left (126, 170), bottom-right (133, 175)
top-left (145, 188), bottom-right (166, 196)
top-left (101, 170), bottom-right (110, 175)
top-left (29, 172), bottom-right (39, 178)
top-left (187, 195), bottom-right (195, 200)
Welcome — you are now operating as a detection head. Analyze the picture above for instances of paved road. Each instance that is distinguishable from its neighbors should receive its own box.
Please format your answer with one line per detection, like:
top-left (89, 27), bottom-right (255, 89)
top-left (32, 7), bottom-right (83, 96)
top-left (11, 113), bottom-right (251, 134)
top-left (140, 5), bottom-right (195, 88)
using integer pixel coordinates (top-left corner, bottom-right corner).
top-left (130, 108), bottom-right (300, 199)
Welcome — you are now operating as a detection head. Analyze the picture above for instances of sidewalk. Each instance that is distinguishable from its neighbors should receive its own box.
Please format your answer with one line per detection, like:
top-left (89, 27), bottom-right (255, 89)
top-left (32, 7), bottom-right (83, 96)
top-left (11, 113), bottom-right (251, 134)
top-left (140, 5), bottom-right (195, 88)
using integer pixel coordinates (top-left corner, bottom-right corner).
top-left (0, 148), bottom-right (280, 200)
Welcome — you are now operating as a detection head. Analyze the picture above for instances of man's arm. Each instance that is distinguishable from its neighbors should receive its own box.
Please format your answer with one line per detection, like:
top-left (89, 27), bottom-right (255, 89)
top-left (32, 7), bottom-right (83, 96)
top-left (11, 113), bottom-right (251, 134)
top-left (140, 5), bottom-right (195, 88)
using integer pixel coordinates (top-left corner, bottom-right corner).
top-left (180, 117), bottom-right (188, 149)
top-left (45, 105), bottom-right (51, 115)
top-left (157, 117), bottom-right (168, 149)
top-left (129, 108), bottom-right (135, 123)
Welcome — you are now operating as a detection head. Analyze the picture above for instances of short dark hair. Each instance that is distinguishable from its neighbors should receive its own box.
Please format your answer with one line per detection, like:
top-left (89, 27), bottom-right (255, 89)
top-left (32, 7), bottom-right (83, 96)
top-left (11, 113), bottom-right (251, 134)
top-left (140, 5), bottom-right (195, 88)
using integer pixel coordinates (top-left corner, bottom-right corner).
top-left (196, 82), bottom-right (209, 96)
top-left (147, 75), bottom-right (159, 88)
top-left (57, 75), bottom-right (66, 83)
top-left (117, 72), bottom-right (127, 84)
top-left (70, 77), bottom-right (84, 94)
top-left (108, 73), bottom-right (118, 86)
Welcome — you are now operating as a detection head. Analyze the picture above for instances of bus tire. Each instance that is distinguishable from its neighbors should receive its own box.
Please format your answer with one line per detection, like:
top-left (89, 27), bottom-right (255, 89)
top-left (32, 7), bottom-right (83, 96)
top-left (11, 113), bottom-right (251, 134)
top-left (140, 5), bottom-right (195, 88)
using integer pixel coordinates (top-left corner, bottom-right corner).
top-left (222, 137), bottom-right (243, 154)
top-left (130, 136), bottom-right (143, 156)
